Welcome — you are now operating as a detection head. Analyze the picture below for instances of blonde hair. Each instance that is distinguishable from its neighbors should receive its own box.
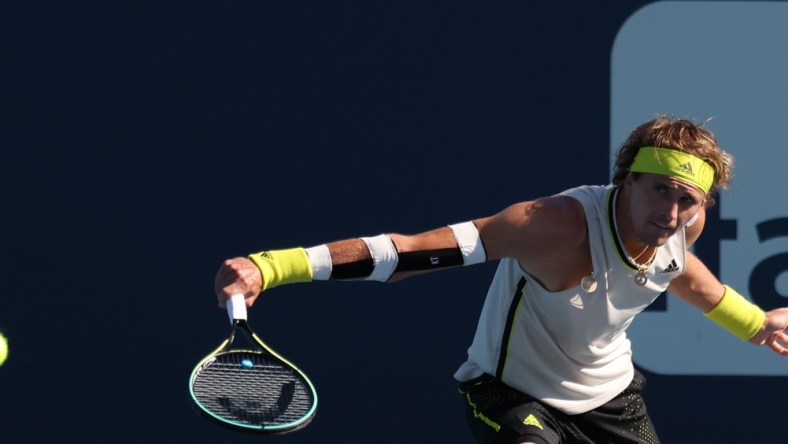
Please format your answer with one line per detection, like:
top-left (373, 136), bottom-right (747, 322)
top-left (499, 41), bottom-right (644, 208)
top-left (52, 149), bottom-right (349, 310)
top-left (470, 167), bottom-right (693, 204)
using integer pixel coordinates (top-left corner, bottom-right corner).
top-left (612, 116), bottom-right (733, 207)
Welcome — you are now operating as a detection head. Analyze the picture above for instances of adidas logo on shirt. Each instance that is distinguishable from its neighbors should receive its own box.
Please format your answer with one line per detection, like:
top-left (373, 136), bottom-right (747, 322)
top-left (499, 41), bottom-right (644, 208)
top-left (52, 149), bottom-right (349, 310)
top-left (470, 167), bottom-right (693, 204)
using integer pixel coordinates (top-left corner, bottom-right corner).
top-left (662, 259), bottom-right (679, 273)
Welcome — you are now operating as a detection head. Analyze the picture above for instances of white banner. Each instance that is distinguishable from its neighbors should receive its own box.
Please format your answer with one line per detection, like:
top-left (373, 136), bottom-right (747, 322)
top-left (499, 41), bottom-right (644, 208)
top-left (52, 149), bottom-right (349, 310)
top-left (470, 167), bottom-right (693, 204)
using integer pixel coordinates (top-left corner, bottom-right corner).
top-left (611, 1), bottom-right (788, 375)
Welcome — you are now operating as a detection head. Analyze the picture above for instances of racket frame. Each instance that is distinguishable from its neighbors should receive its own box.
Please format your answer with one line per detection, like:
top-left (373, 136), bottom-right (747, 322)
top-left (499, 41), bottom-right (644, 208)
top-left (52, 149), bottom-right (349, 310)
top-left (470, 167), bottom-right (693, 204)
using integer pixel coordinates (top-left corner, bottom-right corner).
top-left (188, 296), bottom-right (318, 434)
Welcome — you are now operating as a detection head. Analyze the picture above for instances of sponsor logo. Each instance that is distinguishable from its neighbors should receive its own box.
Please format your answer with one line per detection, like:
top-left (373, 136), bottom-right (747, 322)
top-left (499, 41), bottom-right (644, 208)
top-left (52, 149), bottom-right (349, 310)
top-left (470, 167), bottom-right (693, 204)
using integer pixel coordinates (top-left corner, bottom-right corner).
top-left (523, 413), bottom-right (544, 430)
top-left (661, 259), bottom-right (679, 273)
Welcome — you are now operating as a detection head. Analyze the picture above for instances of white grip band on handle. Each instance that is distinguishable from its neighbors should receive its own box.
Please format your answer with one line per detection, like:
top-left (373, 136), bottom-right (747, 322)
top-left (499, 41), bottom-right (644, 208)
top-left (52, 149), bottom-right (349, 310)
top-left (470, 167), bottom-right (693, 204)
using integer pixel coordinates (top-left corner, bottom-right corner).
top-left (227, 293), bottom-right (248, 324)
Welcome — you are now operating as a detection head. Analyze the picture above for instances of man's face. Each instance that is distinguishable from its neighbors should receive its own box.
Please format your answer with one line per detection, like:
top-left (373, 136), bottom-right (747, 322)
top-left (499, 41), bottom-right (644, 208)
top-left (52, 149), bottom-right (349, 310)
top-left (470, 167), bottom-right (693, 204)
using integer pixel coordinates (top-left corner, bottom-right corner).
top-left (625, 172), bottom-right (705, 246)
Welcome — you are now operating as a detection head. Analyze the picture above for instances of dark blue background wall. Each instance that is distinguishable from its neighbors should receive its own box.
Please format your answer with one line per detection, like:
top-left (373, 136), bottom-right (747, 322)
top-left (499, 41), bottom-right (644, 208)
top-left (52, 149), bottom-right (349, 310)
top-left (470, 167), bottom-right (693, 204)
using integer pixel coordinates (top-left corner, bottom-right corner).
top-left (1, 1), bottom-right (783, 442)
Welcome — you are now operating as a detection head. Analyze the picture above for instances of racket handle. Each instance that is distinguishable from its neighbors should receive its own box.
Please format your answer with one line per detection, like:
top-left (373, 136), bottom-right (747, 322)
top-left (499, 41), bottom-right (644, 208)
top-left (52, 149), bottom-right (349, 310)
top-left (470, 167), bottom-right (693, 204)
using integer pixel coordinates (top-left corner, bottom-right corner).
top-left (226, 294), bottom-right (248, 324)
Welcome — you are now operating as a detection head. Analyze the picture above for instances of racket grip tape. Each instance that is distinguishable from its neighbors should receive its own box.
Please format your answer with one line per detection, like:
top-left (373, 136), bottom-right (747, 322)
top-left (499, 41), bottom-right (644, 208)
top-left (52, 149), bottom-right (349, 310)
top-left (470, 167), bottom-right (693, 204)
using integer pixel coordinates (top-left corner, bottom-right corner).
top-left (227, 294), bottom-right (248, 324)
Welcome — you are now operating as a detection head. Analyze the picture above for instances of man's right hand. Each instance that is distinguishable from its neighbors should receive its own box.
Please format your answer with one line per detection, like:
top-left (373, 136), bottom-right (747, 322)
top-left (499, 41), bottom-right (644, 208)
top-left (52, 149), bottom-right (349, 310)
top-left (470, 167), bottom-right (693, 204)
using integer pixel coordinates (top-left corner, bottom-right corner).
top-left (214, 257), bottom-right (263, 309)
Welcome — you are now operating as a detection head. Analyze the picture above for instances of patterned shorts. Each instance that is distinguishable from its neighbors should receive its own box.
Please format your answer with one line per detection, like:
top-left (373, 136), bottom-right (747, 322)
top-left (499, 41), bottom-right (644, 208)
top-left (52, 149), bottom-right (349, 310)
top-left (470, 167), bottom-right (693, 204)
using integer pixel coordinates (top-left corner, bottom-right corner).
top-left (459, 371), bottom-right (660, 444)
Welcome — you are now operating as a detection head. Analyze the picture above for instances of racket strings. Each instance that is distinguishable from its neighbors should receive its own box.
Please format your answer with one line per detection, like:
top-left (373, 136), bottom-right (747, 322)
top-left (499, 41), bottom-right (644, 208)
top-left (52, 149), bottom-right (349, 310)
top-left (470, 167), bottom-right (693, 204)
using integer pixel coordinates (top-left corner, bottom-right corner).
top-left (192, 352), bottom-right (314, 427)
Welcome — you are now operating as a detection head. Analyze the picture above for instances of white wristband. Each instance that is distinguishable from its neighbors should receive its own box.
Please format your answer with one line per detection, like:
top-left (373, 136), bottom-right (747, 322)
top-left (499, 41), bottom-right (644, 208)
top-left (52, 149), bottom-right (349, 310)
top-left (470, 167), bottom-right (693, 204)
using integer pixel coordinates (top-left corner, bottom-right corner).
top-left (361, 234), bottom-right (399, 282)
top-left (448, 221), bottom-right (486, 265)
top-left (305, 244), bottom-right (333, 280)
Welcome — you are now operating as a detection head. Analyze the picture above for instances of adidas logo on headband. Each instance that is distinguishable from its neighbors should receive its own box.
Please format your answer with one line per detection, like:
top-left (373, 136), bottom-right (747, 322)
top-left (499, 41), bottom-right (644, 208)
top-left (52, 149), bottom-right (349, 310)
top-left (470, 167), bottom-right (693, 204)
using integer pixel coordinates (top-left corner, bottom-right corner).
top-left (677, 162), bottom-right (694, 176)
top-left (629, 147), bottom-right (714, 193)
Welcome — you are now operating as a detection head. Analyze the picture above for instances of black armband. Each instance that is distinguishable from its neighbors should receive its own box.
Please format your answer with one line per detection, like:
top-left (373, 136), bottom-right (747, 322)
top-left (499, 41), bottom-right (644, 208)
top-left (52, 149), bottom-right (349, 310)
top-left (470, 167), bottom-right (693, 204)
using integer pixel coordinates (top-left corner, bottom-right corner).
top-left (395, 248), bottom-right (464, 273)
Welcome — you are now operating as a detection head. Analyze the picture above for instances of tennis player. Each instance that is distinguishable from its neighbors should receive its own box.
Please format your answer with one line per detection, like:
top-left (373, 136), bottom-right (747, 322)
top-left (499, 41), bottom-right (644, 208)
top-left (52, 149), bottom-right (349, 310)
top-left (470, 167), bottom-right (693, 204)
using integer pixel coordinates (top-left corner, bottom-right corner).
top-left (214, 116), bottom-right (788, 443)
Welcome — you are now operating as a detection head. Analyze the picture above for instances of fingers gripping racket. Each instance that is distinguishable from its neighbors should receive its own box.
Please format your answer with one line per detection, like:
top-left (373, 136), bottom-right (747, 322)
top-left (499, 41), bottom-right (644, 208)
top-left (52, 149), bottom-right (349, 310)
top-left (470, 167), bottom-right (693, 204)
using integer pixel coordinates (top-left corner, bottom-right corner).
top-left (189, 294), bottom-right (318, 434)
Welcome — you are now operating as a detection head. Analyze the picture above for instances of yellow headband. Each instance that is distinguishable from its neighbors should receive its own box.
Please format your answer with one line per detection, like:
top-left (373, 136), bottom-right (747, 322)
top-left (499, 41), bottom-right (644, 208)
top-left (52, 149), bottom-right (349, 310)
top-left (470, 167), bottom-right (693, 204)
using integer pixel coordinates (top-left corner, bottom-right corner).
top-left (629, 146), bottom-right (715, 193)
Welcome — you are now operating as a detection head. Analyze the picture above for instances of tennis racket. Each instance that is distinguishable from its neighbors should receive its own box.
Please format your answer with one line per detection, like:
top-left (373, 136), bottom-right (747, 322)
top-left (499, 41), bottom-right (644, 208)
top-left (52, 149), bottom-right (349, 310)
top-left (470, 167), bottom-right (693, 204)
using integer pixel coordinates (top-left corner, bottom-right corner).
top-left (189, 294), bottom-right (318, 434)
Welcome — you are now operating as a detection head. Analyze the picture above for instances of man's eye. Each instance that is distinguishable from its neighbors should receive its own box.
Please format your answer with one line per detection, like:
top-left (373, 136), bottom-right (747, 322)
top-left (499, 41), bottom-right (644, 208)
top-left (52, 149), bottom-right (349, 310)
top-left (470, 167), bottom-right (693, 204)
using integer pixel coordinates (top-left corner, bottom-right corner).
top-left (682, 196), bottom-right (698, 205)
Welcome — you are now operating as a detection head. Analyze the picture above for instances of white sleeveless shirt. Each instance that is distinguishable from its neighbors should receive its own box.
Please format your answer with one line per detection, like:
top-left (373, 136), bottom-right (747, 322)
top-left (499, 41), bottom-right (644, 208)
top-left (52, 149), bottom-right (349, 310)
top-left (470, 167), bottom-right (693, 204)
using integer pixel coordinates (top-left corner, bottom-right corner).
top-left (454, 185), bottom-right (686, 414)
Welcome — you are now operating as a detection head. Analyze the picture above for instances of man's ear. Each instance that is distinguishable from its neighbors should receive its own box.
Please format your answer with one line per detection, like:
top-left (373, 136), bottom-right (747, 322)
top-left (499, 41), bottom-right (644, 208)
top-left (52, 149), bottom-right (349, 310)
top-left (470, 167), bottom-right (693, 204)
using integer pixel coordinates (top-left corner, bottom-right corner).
top-left (624, 172), bottom-right (634, 188)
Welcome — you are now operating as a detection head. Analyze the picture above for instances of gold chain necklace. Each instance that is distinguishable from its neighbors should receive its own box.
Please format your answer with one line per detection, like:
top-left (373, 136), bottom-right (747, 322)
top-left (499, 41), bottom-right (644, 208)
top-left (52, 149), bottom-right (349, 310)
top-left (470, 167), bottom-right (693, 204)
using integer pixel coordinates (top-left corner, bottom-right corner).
top-left (614, 188), bottom-right (659, 287)
top-left (629, 245), bottom-right (657, 286)
top-left (580, 189), bottom-right (661, 292)
top-left (629, 244), bottom-right (650, 262)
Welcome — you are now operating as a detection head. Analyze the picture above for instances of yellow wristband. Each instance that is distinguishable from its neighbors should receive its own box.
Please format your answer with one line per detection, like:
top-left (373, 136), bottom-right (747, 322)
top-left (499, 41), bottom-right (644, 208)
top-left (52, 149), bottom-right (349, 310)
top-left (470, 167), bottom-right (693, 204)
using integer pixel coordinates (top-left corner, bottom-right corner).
top-left (248, 247), bottom-right (313, 291)
top-left (704, 285), bottom-right (765, 340)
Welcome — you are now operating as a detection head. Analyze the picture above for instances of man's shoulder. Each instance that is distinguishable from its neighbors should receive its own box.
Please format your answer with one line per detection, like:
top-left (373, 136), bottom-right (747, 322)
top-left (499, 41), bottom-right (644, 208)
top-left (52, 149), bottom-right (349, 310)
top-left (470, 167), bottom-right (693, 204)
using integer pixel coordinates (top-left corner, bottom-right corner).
top-left (527, 195), bottom-right (588, 246)
top-left (558, 184), bottom-right (612, 203)
top-left (536, 194), bottom-right (586, 221)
